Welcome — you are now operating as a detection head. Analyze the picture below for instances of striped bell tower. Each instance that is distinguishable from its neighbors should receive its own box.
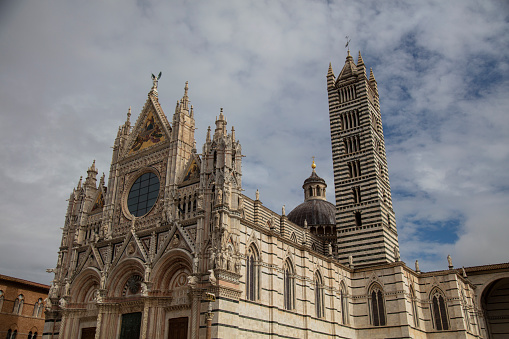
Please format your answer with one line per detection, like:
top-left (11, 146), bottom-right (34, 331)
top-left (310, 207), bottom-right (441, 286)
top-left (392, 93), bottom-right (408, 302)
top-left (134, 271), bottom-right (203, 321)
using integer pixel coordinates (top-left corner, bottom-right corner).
top-left (327, 51), bottom-right (399, 266)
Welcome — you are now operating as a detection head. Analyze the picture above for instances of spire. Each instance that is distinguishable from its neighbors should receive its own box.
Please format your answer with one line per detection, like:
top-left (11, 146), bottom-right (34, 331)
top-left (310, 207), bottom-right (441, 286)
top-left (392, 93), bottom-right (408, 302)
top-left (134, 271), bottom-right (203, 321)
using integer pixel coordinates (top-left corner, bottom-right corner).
top-left (327, 62), bottom-right (334, 77)
top-left (337, 50), bottom-right (358, 81)
top-left (85, 160), bottom-right (98, 188)
top-left (180, 81), bottom-right (190, 112)
top-left (214, 108), bottom-right (227, 138)
top-left (206, 126), bottom-right (211, 142)
top-left (369, 68), bottom-right (378, 93)
top-left (369, 68), bottom-right (376, 82)
top-left (231, 126), bottom-right (235, 142)
top-left (77, 176), bottom-right (83, 190)
top-left (122, 107), bottom-right (131, 135)
top-left (357, 51), bottom-right (364, 66)
top-left (99, 172), bottom-right (105, 186)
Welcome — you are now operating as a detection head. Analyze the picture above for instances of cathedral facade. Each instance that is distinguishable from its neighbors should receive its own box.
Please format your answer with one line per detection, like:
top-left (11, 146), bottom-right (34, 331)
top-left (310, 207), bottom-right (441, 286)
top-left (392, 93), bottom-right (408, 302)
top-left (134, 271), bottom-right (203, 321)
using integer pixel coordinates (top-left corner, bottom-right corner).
top-left (43, 52), bottom-right (509, 339)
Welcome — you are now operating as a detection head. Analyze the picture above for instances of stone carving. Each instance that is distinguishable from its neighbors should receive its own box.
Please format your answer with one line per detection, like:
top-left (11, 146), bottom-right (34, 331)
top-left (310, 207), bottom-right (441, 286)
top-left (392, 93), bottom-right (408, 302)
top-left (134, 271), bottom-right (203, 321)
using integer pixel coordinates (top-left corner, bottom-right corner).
top-left (282, 205), bottom-right (285, 216)
top-left (394, 246), bottom-right (400, 261)
top-left (349, 255), bottom-right (353, 267)
top-left (59, 297), bottom-right (67, 308)
top-left (217, 189), bottom-right (223, 204)
top-left (255, 189), bottom-right (259, 201)
top-left (328, 242), bottom-right (333, 256)
top-left (415, 260), bottom-right (420, 273)
top-left (208, 269), bottom-right (216, 285)
top-left (447, 254), bottom-right (453, 269)
top-left (44, 297), bottom-right (52, 310)
top-left (193, 253), bottom-right (199, 273)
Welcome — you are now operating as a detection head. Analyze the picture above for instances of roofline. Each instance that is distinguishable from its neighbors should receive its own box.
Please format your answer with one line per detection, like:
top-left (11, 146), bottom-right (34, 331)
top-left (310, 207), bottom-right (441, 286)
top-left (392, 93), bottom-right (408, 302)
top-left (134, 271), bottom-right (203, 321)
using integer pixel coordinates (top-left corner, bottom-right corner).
top-left (0, 274), bottom-right (51, 290)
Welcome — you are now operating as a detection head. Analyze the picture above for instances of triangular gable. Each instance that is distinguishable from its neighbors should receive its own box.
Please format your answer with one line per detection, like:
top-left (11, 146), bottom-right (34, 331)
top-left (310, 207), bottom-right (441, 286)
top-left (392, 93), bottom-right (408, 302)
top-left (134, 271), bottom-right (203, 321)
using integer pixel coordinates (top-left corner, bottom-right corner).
top-left (72, 244), bottom-right (103, 279)
top-left (152, 222), bottom-right (195, 264)
top-left (90, 189), bottom-right (105, 213)
top-left (123, 96), bottom-right (171, 158)
top-left (180, 156), bottom-right (201, 185)
top-left (111, 228), bottom-right (149, 266)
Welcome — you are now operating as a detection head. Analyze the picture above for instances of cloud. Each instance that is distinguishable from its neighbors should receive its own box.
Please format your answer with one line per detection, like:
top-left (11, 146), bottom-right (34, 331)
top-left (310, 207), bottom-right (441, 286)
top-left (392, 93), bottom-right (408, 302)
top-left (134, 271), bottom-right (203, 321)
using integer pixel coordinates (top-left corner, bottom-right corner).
top-left (0, 0), bottom-right (508, 283)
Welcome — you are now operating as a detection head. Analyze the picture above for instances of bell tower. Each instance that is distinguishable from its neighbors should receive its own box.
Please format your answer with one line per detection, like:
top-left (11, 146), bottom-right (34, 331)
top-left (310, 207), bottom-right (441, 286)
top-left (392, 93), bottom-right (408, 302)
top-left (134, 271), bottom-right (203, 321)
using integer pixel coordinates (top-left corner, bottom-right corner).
top-left (327, 51), bottom-right (399, 266)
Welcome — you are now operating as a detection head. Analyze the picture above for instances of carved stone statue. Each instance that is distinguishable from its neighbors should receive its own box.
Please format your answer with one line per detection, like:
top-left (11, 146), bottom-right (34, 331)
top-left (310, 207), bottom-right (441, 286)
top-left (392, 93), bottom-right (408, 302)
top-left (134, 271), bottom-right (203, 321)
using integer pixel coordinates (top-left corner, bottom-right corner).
top-left (447, 254), bottom-right (453, 269)
top-left (415, 260), bottom-right (420, 272)
top-left (193, 253), bottom-right (199, 273)
top-left (208, 269), bottom-right (216, 285)
top-left (394, 246), bottom-right (400, 261)
top-left (44, 297), bottom-right (52, 310)
top-left (234, 256), bottom-right (241, 273)
top-left (144, 264), bottom-right (152, 282)
top-left (217, 189), bottom-right (223, 204)
top-left (59, 297), bottom-right (67, 308)
top-left (238, 196), bottom-right (244, 210)
top-left (328, 242), bottom-right (333, 256)
top-left (100, 271), bottom-right (107, 289)
top-left (282, 205), bottom-right (285, 216)
top-left (209, 251), bottom-right (216, 270)
top-left (64, 279), bottom-right (70, 296)
top-left (214, 213), bottom-right (220, 229)
top-left (255, 189), bottom-right (259, 201)
top-left (349, 255), bottom-right (353, 267)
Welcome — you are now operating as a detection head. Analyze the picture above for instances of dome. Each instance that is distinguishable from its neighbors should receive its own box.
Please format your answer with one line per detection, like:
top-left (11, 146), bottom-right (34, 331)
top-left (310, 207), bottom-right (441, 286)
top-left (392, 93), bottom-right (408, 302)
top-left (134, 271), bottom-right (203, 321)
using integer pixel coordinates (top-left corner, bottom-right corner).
top-left (287, 199), bottom-right (336, 227)
top-left (287, 160), bottom-right (336, 227)
top-left (303, 170), bottom-right (326, 187)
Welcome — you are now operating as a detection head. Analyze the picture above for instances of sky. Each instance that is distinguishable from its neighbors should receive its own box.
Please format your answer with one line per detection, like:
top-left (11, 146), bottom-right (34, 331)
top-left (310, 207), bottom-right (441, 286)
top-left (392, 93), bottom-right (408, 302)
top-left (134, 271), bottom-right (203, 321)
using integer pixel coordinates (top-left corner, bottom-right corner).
top-left (0, 0), bottom-right (508, 285)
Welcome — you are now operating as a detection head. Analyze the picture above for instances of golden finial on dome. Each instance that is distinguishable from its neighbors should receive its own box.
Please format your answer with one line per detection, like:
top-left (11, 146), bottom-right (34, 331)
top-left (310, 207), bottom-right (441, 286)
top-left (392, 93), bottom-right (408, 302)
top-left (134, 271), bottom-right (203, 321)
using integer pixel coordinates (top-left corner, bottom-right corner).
top-left (311, 156), bottom-right (316, 169)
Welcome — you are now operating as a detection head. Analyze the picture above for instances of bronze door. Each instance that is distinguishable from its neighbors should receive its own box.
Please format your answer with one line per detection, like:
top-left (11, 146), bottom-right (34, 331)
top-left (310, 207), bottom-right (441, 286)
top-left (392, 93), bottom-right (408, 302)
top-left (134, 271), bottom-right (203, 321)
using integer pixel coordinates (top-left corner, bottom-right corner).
top-left (120, 312), bottom-right (142, 339)
top-left (81, 327), bottom-right (96, 339)
top-left (168, 317), bottom-right (188, 339)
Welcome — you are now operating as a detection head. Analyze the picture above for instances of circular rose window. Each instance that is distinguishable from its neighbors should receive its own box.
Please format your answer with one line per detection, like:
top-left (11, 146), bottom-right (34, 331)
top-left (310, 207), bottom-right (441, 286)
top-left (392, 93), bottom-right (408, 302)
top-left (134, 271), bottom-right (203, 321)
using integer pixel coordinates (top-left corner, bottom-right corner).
top-left (127, 172), bottom-right (160, 217)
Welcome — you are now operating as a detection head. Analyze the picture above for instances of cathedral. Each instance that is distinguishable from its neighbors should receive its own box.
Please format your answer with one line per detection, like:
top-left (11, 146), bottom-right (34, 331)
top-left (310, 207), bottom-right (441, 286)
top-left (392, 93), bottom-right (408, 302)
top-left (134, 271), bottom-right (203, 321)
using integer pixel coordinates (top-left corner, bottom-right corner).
top-left (43, 51), bottom-right (509, 339)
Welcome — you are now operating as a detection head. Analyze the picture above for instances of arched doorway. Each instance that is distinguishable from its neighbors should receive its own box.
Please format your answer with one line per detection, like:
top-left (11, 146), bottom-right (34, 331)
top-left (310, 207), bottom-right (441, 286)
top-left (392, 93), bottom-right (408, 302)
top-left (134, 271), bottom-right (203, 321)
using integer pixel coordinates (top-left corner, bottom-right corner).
top-left (482, 277), bottom-right (509, 338)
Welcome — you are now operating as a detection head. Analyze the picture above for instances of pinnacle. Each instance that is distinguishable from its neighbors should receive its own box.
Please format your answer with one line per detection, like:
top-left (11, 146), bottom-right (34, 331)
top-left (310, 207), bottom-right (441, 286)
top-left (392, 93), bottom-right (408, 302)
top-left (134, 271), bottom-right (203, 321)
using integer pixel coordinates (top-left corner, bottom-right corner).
top-left (357, 51), bottom-right (364, 66)
top-left (369, 68), bottom-right (376, 81)
top-left (327, 62), bottom-right (334, 76)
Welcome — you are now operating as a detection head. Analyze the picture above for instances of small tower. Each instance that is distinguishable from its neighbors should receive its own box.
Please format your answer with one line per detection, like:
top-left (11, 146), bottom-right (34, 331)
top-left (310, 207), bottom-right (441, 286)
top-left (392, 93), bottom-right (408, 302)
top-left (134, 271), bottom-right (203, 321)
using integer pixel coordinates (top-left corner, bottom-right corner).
top-left (328, 51), bottom-right (399, 266)
top-left (287, 160), bottom-right (336, 242)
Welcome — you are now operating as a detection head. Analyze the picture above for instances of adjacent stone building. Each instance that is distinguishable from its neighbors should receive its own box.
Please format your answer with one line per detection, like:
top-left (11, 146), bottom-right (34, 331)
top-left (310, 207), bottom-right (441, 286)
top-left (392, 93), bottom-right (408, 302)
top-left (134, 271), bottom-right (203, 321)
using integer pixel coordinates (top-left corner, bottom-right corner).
top-left (0, 274), bottom-right (49, 339)
top-left (44, 52), bottom-right (509, 338)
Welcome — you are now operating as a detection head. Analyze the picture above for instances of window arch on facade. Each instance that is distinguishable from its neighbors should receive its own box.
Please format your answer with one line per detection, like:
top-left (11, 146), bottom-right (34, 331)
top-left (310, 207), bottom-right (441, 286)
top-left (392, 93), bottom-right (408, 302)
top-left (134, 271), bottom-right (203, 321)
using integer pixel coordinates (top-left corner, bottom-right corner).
top-left (6, 329), bottom-right (17, 339)
top-left (0, 290), bottom-right (3, 312)
top-left (340, 282), bottom-right (349, 324)
top-left (246, 244), bottom-right (260, 301)
top-left (315, 271), bottom-right (325, 318)
top-left (290, 232), bottom-right (297, 243)
top-left (369, 284), bottom-right (386, 326)
top-left (430, 288), bottom-right (449, 331)
top-left (33, 298), bottom-right (43, 317)
top-left (12, 294), bottom-right (24, 315)
top-left (410, 286), bottom-right (419, 328)
top-left (283, 259), bottom-right (295, 310)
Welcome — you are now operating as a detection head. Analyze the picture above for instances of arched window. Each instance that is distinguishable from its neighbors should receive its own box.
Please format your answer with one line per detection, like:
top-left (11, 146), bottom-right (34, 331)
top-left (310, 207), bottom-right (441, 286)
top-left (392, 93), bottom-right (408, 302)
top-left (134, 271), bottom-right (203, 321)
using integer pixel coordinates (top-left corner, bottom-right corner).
top-left (246, 245), bottom-right (260, 301)
top-left (27, 332), bottom-right (32, 339)
top-left (290, 232), bottom-right (297, 243)
top-left (315, 272), bottom-right (325, 318)
top-left (12, 295), bottom-right (24, 315)
top-left (369, 284), bottom-right (386, 326)
top-left (283, 259), bottom-right (295, 310)
top-left (430, 288), bottom-right (449, 331)
top-left (308, 187), bottom-right (313, 197)
top-left (340, 282), bottom-right (349, 324)
top-left (410, 286), bottom-right (419, 328)
top-left (33, 298), bottom-right (43, 317)
top-left (0, 290), bottom-right (4, 312)
top-left (32, 333), bottom-right (37, 339)
top-left (6, 329), bottom-right (11, 339)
